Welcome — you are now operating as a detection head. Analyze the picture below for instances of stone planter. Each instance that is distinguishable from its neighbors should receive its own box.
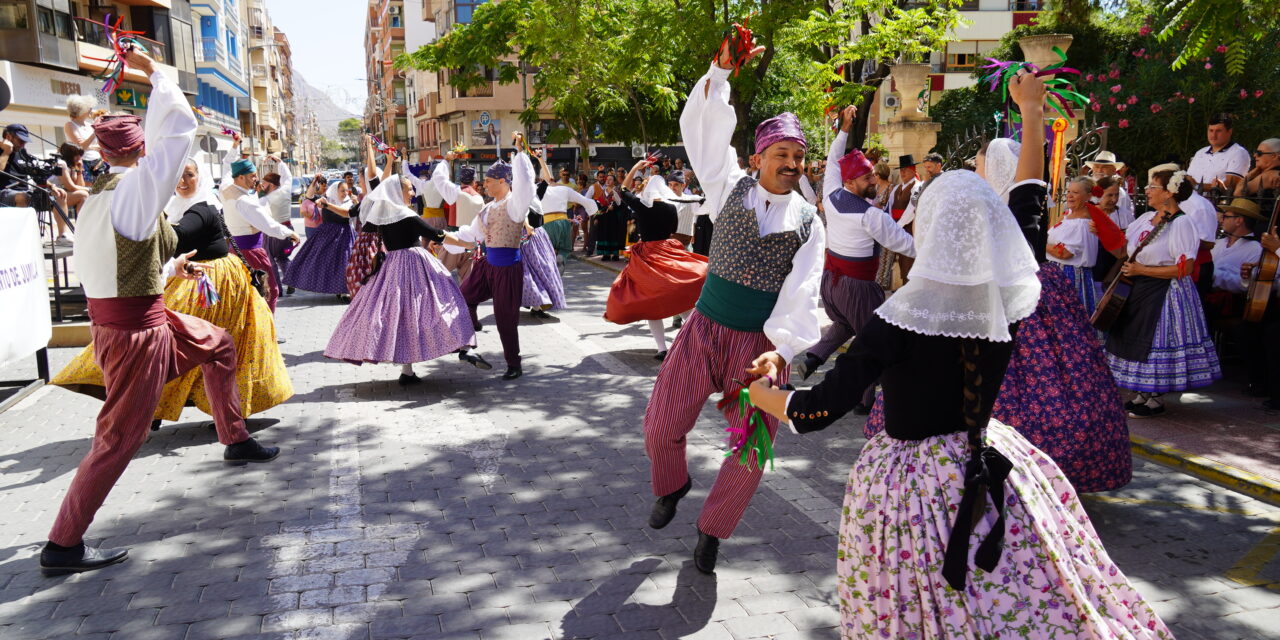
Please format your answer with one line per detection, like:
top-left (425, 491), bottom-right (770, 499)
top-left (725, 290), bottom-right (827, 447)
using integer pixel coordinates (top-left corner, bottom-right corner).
top-left (889, 63), bottom-right (932, 122)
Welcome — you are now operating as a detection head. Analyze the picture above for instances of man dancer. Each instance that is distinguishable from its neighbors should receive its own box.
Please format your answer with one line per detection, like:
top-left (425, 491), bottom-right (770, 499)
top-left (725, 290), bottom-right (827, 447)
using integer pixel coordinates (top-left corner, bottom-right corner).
top-left (451, 133), bottom-right (535, 380)
top-left (40, 48), bottom-right (279, 576)
top-left (533, 151), bottom-right (598, 265)
top-left (220, 159), bottom-right (302, 312)
top-left (433, 154), bottom-right (485, 285)
top-left (644, 36), bottom-right (825, 574)
top-left (795, 106), bottom-right (915, 409)
top-left (258, 156), bottom-right (294, 298)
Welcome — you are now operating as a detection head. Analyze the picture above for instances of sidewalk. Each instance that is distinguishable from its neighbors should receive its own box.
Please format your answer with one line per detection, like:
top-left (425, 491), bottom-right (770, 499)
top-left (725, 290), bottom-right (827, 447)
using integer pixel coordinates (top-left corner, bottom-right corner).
top-left (574, 252), bottom-right (1280, 508)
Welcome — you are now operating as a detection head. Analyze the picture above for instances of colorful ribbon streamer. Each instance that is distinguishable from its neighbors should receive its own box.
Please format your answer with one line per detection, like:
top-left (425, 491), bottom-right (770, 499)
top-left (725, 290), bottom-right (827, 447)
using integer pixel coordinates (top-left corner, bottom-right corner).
top-left (78, 14), bottom-right (150, 94)
top-left (195, 273), bottom-right (220, 308)
top-left (722, 387), bottom-right (775, 472)
top-left (713, 18), bottom-right (756, 77)
top-left (979, 46), bottom-right (1090, 123)
top-left (369, 133), bottom-right (401, 158)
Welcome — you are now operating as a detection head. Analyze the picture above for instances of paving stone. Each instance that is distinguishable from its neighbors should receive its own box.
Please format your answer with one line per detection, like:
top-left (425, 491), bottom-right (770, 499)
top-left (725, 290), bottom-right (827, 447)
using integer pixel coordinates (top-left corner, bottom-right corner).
top-left (186, 615), bottom-right (262, 640)
top-left (262, 607), bottom-right (333, 632)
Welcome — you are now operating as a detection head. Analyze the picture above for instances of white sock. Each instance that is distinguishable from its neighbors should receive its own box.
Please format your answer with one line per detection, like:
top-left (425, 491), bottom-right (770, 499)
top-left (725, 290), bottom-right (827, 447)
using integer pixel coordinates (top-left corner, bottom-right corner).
top-left (400, 364), bottom-right (415, 376)
top-left (648, 319), bottom-right (667, 352)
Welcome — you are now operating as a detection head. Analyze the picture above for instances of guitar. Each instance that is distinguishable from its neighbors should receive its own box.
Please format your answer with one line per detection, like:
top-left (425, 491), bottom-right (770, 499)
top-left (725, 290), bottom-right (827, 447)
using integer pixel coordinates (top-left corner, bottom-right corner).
top-left (1243, 196), bottom-right (1280, 322)
top-left (1091, 212), bottom-right (1178, 332)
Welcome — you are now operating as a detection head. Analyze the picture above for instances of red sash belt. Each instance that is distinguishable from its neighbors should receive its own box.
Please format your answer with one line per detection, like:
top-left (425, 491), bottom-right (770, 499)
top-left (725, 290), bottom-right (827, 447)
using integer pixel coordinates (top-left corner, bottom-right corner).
top-left (1193, 246), bottom-right (1213, 281)
top-left (87, 295), bottom-right (166, 330)
top-left (824, 251), bottom-right (878, 281)
top-left (891, 208), bottom-right (906, 222)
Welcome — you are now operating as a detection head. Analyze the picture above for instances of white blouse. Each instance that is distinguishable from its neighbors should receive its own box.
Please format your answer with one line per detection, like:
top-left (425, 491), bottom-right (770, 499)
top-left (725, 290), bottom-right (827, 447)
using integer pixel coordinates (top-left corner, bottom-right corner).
top-left (1126, 211), bottom-right (1202, 268)
top-left (1047, 216), bottom-right (1098, 267)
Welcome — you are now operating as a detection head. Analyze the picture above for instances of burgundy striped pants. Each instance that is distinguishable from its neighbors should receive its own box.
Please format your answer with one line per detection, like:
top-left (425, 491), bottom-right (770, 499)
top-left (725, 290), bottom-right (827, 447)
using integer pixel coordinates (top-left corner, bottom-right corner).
top-left (643, 310), bottom-right (789, 538)
top-left (48, 310), bottom-right (250, 546)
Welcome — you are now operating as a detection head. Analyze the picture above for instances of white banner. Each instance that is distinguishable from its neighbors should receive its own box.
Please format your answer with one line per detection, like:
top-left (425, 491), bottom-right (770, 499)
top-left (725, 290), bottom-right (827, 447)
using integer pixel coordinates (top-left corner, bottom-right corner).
top-left (0, 208), bottom-right (52, 369)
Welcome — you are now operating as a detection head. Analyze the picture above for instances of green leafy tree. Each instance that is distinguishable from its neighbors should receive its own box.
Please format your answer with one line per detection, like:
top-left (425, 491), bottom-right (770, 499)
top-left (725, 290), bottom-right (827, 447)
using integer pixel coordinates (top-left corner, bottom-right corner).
top-left (1154, 0), bottom-right (1278, 76)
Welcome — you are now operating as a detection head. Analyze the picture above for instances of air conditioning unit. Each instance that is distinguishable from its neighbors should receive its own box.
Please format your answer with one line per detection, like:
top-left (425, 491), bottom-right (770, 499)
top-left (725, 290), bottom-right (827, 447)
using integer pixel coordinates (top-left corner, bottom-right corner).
top-left (883, 94), bottom-right (901, 109)
top-left (631, 144), bottom-right (645, 158)
top-left (389, 6), bottom-right (401, 15)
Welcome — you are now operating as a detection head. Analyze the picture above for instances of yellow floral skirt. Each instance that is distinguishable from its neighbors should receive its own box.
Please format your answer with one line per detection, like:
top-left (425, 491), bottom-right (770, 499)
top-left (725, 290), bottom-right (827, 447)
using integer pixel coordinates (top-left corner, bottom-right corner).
top-left (53, 254), bottom-right (294, 421)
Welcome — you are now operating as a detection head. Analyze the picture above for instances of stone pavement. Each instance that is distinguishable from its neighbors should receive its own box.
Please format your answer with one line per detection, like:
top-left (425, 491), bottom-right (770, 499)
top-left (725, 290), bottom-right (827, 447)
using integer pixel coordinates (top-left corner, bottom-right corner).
top-left (0, 260), bottom-right (1277, 640)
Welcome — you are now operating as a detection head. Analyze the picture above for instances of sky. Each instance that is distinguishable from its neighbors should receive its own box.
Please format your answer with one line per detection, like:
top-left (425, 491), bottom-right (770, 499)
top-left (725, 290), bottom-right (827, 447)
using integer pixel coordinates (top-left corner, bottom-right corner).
top-left (265, 0), bottom-right (368, 116)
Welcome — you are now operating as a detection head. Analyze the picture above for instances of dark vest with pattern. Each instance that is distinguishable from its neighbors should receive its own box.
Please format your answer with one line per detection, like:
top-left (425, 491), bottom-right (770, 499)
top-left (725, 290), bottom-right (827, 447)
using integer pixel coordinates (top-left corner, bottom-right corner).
top-left (695, 176), bottom-right (814, 332)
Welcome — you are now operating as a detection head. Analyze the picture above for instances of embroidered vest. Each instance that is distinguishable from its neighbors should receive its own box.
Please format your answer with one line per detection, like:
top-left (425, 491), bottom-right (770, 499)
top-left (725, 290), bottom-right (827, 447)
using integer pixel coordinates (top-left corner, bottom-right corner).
top-left (482, 199), bottom-right (524, 248)
top-left (76, 172), bottom-right (179, 299)
top-left (696, 176), bottom-right (814, 332)
top-left (827, 188), bottom-right (872, 215)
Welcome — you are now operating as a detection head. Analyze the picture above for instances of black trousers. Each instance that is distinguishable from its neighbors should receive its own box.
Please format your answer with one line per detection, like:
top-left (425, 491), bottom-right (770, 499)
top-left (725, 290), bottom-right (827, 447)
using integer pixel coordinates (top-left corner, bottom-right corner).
top-left (1242, 298), bottom-right (1280, 402)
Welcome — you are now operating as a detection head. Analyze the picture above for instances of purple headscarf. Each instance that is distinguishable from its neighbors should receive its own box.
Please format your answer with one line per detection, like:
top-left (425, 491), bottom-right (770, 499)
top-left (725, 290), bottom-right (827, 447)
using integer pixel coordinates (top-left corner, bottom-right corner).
top-left (753, 112), bottom-right (806, 155)
top-left (485, 161), bottom-right (512, 182)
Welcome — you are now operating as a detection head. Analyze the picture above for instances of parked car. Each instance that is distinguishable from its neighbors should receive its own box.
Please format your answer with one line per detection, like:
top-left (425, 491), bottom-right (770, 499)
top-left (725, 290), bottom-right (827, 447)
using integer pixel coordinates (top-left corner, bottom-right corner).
top-left (291, 176), bottom-right (311, 203)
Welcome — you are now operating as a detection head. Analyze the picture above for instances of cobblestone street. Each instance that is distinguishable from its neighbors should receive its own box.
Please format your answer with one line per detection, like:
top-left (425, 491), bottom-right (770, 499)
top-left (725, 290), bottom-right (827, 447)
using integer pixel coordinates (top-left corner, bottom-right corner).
top-left (0, 261), bottom-right (1278, 640)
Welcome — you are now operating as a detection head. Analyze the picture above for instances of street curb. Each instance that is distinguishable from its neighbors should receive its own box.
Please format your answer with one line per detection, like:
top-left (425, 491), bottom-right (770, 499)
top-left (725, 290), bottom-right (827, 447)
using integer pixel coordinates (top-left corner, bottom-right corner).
top-left (571, 254), bottom-right (624, 275)
top-left (570, 253), bottom-right (1280, 507)
top-left (1130, 435), bottom-right (1280, 508)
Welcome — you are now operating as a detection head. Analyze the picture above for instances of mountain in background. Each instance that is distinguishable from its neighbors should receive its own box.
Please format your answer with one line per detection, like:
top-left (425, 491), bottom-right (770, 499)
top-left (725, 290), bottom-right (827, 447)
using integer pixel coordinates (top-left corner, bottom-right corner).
top-left (293, 69), bottom-right (359, 137)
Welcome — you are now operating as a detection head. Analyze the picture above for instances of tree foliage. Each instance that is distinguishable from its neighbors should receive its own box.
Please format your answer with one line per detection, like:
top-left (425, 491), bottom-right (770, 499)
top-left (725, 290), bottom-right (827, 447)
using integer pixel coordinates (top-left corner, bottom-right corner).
top-left (399, 0), bottom-right (969, 159)
top-left (1154, 0), bottom-right (1277, 76)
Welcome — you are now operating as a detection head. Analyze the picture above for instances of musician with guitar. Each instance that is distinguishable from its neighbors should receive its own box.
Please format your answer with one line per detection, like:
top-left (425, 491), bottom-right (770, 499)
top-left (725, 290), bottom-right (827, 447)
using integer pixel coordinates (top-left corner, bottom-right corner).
top-left (1237, 196), bottom-right (1280, 411)
top-left (1101, 167), bottom-right (1223, 417)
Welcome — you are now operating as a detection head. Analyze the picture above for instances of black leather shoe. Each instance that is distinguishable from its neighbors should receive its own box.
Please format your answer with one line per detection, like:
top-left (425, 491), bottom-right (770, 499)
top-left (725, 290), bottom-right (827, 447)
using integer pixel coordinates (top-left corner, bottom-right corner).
top-left (654, 351), bottom-right (667, 362)
top-left (459, 351), bottom-right (493, 370)
top-left (40, 542), bottom-right (128, 576)
top-left (285, 286), bottom-right (295, 295)
top-left (502, 366), bottom-right (523, 380)
top-left (671, 316), bottom-right (683, 329)
top-left (531, 308), bottom-right (551, 319)
top-left (648, 477), bottom-right (692, 529)
top-left (796, 353), bottom-right (824, 381)
top-left (398, 373), bottom-right (422, 386)
top-left (693, 529), bottom-right (720, 574)
top-left (224, 438), bottom-right (280, 463)
top-left (473, 321), bottom-right (484, 332)
top-left (150, 419), bottom-right (161, 432)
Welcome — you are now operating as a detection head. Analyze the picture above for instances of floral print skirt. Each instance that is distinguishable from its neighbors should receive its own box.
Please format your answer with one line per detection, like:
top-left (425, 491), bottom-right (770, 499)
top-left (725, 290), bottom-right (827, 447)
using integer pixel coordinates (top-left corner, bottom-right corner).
top-left (837, 420), bottom-right (1173, 639)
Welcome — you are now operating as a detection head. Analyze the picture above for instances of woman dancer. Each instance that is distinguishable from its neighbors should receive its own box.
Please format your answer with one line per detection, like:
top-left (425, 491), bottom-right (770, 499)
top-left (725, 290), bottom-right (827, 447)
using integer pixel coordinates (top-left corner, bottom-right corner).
top-left (325, 175), bottom-right (490, 384)
top-left (606, 161), bottom-right (708, 360)
top-left (520, 198), bottom-right (568, 318)
top-left (867, 72), bottom-right (1132, 494)
top-left (1106, 167), bottom-right (1222, 417)
top-left (285, 179), bottom-right (356, 300)
top-left (53, 158), bottom-right (293, 424)
top-left (346, 135), bottom-right (395, 297)
top-left (1047, 176), bottom-right (1104, 313)
top-left (594, 173), bottom-right (626, 261)
top-left (745, 168), bottom-right (1172, 640)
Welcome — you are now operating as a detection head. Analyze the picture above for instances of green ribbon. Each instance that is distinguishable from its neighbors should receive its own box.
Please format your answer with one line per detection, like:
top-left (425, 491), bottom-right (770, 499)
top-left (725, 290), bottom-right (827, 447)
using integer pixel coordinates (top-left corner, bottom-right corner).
top-left (726, 388), bottom-right (775, 472)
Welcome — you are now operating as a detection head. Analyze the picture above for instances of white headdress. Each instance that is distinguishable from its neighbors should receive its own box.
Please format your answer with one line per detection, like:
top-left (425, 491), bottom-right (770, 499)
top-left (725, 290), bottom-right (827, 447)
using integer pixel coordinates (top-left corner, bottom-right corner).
top-left (164, 157), bottom-right (221, 224)
top-left (875, 170), bottom-right (1041, 342)
top-left (361, 174), bottom-right (419, 227)
top-left (981, 138), bottom-right (1021, 203)
top-left (325, 180), bottom-right (354, 207)
top-left (638, 174), bottom-right (679, 208)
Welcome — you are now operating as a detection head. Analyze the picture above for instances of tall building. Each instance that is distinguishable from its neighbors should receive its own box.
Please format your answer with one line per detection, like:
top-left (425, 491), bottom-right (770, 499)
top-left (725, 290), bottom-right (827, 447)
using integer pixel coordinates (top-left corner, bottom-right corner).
top-left (364, 0), bottom-right (409, 151)
top-left (192, 0), bottom-right (250, 174)
top-left (404, 0), bottom-right (440, 162)
top-left (0, 0), bottom-right (198, 158)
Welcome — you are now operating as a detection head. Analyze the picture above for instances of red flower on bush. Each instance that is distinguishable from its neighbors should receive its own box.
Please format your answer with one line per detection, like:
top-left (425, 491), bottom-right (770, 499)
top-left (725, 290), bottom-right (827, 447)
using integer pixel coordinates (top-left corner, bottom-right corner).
top-left (1150, 104), bottom-right (1162, 113)
top-left (1110, 84), bottom-right (1122, 93)
top-left (1127, 95), bottom-right (1138, 105)
top-left (1119, 119), bottom-right (1130, 128)
top-left (1109, 69), bottom-right (1120, 79)
top-left (1109, 96), bottom-right (1117, 105)
top-left (1086, 73), bottom-right (1094, 81)
top-left (1117, 104), bottom-right (1127, 112)
top-left (1216, 45), bottom-right (1228, 53)
top-left (1138, 25), bottom-right (1152, 36)
top-left (1240, 89), bottom-right (1249, 99)
top-left (1189, 97), bottom-right (1196, 104)
top-left (1205, 62), bottom-right (1213, 69)
top-left (1256, 90), bottom-right (1266, 98)
top-left (1132, 48), bottom-right (1145, 57)
top-left (1091, 102), bottom-right (1101, 112)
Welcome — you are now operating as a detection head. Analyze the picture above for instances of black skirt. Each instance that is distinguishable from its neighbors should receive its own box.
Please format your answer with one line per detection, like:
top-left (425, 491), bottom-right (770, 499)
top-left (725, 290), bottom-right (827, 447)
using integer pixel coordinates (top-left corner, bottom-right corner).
top-left (1105, 275), bottom-right (1173, 362)
top-left (692, 215), bottom-right (714, 256)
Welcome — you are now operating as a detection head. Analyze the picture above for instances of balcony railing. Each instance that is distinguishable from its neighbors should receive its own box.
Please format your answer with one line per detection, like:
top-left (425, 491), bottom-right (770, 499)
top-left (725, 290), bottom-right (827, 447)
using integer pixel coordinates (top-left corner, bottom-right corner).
top-left (75, 18), bottom-right (169, 65)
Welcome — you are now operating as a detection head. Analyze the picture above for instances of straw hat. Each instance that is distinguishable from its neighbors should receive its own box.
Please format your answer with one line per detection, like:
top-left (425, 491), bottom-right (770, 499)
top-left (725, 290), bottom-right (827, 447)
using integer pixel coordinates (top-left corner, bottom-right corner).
top-left (1085, 151), bottom-right (1125, 170)
top-left (1219, 197), bottom-right (1267, 222)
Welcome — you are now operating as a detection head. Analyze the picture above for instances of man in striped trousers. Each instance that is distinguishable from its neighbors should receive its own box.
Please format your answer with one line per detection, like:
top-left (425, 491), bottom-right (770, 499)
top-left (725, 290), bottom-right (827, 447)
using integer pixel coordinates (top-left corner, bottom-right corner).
top-left (643, 38), bottom-right (826, 573)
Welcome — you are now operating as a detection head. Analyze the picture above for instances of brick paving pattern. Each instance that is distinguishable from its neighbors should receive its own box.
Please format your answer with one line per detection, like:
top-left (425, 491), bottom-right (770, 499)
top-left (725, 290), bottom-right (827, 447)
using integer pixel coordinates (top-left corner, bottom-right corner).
top-left (0, 261), bottom-right (1277, 639)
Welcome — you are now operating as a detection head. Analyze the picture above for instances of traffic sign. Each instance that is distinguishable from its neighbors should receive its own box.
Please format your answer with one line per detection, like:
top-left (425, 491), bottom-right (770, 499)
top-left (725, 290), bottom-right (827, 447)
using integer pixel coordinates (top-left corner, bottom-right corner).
top-left (199, 135), bottom-right (219, 153)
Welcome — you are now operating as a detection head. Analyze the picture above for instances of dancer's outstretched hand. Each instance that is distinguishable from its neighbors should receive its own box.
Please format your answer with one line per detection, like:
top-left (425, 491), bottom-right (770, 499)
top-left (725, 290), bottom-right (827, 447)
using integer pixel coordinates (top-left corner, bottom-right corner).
top-left (714, 26), bottom-right (765, 71)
